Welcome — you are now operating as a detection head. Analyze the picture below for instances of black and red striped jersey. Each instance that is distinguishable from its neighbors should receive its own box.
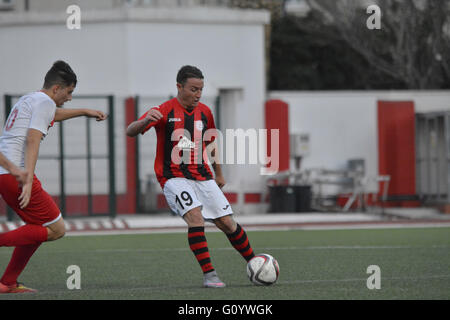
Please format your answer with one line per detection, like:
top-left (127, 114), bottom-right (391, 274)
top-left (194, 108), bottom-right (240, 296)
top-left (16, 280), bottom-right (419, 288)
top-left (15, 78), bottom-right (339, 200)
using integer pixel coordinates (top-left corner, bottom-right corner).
top-left (139, 98), bottom-right (217, 189)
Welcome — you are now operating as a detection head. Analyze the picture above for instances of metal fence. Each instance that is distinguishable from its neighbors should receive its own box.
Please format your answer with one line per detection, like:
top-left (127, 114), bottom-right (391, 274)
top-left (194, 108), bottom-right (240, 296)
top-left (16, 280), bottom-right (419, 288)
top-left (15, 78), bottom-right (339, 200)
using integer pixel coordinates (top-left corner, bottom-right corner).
top-left (3, 94), bottom-right (117, 220)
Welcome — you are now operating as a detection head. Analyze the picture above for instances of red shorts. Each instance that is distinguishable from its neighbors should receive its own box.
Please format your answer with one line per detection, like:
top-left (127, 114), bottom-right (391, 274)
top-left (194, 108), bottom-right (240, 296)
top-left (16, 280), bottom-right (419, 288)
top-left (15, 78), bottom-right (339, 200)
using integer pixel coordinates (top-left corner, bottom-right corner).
top-left (0, 174), bottom-right (61, 226)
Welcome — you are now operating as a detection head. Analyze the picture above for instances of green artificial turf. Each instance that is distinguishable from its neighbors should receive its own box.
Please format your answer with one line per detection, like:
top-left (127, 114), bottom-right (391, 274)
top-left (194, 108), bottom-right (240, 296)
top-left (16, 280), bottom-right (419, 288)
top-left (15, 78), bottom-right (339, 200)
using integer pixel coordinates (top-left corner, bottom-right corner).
top-left (0, 227), bottom-right (449, 300)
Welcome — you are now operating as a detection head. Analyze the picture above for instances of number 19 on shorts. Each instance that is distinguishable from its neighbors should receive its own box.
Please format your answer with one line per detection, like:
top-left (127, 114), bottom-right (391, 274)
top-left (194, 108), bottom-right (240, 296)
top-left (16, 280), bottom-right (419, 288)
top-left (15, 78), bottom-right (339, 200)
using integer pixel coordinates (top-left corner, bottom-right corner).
top-left (175, 191), bottom-right (193, 210)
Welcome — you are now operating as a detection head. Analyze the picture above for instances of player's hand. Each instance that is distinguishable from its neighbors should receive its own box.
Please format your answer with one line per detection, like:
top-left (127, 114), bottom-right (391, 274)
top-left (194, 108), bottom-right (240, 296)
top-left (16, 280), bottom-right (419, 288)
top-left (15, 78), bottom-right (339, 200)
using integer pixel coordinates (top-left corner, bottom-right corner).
top-left (145, 109), bottom-right (163, 122)
top-left (86, 110), bottom-right (108, 122)
top-left (9, 166), bottom-right (28, 186)
top-left (215, 175), bottom-right (226, 189)
top-left (18, 181), bottom-right (32, 209)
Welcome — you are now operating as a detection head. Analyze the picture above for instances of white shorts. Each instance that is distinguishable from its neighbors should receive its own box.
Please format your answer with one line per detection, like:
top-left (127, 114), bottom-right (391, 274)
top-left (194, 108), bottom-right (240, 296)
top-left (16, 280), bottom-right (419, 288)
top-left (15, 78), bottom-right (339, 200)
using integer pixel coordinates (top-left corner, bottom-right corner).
top-left (163, 178), bottom-right (233, 220)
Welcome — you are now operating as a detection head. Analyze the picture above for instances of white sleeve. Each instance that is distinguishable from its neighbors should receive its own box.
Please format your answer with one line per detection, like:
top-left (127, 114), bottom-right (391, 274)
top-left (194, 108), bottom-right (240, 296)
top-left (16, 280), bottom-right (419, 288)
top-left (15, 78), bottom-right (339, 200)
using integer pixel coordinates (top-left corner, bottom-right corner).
top-left (29, 99), bottom-right (55, 135)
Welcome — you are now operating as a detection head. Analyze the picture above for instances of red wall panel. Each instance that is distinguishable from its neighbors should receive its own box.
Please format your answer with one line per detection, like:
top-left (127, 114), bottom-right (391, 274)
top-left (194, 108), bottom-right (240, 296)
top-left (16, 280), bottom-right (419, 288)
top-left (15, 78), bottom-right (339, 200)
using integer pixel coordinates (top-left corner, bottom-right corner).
top-left (377, 101), bottom-right (416, 196)
top-left (265, 100), bottom-right (290, 173)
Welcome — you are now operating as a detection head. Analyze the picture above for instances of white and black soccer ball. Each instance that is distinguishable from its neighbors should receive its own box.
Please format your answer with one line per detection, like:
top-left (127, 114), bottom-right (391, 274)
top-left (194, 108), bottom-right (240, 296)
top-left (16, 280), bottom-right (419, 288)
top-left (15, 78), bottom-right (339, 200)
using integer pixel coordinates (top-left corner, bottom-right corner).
top-left (247, 254), bottom-right (280, 286)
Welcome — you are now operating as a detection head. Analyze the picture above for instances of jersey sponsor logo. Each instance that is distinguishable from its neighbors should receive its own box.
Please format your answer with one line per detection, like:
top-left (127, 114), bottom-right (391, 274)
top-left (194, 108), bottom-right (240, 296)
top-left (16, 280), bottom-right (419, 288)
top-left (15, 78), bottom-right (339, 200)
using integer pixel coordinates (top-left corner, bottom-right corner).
top-left (169, 118), bottom-right (182, 122)
top-left (177, 135), bottom-right (195, 150)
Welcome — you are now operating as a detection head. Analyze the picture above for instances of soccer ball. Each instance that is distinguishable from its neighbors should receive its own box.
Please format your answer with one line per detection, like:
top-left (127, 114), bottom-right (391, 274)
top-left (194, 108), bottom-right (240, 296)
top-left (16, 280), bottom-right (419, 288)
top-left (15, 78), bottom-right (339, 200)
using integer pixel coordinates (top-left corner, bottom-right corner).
top-left (247, 254), bottom-right (280, 286)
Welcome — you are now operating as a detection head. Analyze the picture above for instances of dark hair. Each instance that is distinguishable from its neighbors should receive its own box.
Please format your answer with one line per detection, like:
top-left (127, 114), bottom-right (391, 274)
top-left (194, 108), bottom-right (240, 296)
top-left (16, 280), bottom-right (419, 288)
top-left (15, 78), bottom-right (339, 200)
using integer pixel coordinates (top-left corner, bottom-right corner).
top-left (176, 65), bottom-right (204, 85)
top-left (43, 60), bottom-right (77, 89)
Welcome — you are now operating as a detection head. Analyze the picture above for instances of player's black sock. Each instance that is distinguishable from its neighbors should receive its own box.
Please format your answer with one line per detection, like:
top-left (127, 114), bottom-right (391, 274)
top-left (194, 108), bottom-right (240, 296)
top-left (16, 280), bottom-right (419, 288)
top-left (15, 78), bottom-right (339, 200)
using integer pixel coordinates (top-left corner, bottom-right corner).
top-left (188, 226), bottom-right (215, 274)
top-left (226, 224), bottom-right (255, 262)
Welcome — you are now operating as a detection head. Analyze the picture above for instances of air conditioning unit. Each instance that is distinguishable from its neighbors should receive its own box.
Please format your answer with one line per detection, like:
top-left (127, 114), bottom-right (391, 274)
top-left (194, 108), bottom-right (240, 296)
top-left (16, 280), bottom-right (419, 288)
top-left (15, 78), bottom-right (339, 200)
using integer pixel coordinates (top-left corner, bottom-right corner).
top-left (0, 0), bottom-right (15, 11)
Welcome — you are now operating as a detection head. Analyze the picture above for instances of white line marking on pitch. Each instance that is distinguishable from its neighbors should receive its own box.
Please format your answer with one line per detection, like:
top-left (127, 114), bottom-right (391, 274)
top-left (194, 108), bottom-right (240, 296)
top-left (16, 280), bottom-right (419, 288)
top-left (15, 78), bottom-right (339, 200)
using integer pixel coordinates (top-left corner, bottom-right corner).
top-left (75, 244), bottom-right (450, 254)
top-left (2, 244), bottom-right (446, 256)
top-left (278, 274), bottom-right (450, 285)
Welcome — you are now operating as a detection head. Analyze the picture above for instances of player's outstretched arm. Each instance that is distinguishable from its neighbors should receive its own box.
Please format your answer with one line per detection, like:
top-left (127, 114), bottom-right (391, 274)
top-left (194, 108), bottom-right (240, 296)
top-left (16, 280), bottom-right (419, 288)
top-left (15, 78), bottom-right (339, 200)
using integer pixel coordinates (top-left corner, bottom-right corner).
top-left (126, 109), bottom-right (163, 137)
top-left (0, 152), bottom-right (28, 185)
top-left (54, 108), bottom-right (108, 122)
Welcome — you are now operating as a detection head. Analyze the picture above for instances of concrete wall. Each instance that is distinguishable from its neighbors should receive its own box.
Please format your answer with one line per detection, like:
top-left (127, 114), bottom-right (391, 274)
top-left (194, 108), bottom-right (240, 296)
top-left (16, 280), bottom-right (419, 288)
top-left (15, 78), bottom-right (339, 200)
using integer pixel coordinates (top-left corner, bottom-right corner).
top-left (269, 90), bottom-right (450, 194)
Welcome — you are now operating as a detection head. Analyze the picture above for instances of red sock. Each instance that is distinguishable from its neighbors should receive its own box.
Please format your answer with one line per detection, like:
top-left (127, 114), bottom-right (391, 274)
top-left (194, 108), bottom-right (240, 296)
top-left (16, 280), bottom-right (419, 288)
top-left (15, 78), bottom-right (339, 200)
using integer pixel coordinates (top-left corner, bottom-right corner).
top-left (0, 224), bottom-right (48, 247)
top-left (188, 226), bottom-right (215, 274)
top-left (227, 224), bottom-right (255, 262)
top-left (0, 243), bottom-right (41, 286)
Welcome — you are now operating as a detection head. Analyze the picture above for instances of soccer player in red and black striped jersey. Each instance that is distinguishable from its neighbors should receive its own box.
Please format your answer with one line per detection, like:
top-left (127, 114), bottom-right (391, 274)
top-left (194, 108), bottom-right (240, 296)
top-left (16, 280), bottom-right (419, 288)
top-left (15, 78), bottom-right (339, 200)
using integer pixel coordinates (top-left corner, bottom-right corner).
top-left (127, 65), bottom-right (255, 288)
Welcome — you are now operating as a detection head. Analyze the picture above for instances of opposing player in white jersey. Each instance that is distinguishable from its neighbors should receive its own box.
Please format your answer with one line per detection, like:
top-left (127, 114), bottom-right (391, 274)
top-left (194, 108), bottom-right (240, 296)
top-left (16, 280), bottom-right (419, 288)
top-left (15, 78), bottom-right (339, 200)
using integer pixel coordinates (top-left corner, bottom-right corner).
top-left (0, 60), bottom-right (107, 293)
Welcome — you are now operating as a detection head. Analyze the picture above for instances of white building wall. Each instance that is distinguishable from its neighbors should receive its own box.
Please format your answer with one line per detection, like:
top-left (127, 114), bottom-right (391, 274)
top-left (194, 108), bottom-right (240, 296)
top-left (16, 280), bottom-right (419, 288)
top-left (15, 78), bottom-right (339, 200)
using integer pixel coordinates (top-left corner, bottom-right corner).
top-left (269, 90), bottom-right (450, 194)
